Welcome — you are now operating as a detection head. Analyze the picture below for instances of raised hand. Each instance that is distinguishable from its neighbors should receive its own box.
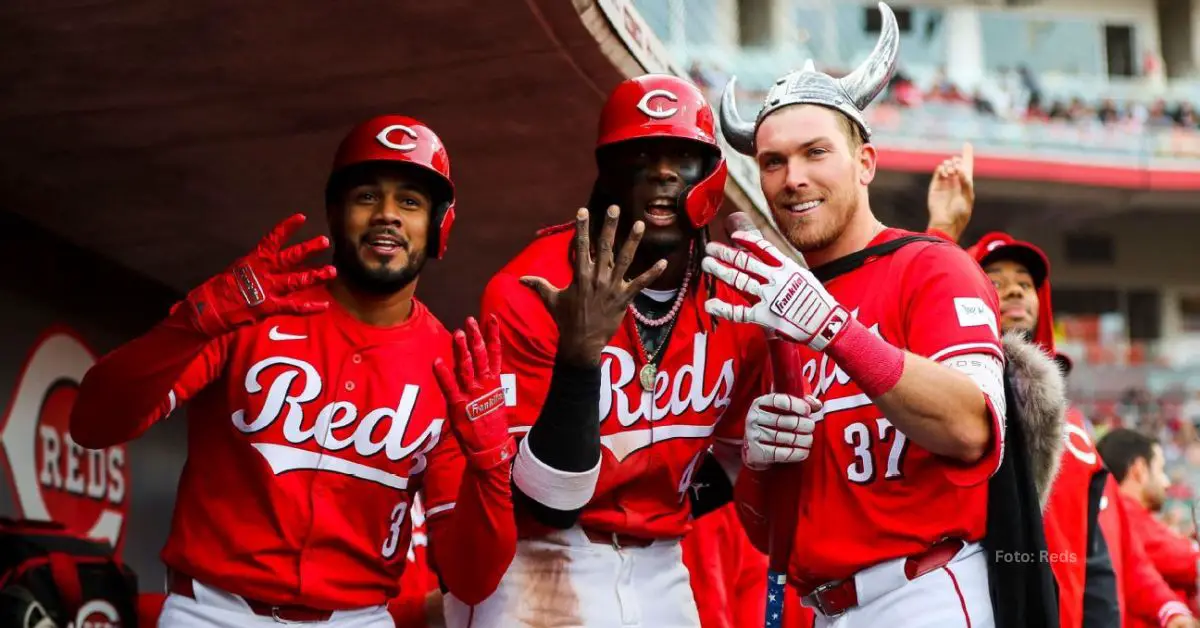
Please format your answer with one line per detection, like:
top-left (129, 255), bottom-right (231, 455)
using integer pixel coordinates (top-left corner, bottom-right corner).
top-left (520, 206), bottom-right (667, 367)
top-left (182, 213), bottom-right (337, 337)
top-left (701, 226), bottom-right (849, 351)
top-left (433, 315), bottom-right (517, 470)
top-left (926, 142), bottom-right (975, 243)
top-left (743, 393), bottom-right (823, 470)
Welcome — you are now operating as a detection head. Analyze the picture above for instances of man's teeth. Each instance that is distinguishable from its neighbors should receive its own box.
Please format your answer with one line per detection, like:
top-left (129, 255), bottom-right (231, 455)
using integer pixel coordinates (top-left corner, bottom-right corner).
top-left (789, 200), bottom-right (822, 212)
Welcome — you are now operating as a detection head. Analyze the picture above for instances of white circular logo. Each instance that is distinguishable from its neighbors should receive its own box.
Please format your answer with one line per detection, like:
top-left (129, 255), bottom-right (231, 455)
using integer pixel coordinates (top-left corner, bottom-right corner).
top-left (636, 89), bottom-right (680, 119)
top-left (0, 331), bottom-right (129, 551)
top-left (76, 599), bottom-right (120, 628)
top-left (375, 125), bottom-right (419, 152)
top-left (1063, 422), bottom-right (1097, 466)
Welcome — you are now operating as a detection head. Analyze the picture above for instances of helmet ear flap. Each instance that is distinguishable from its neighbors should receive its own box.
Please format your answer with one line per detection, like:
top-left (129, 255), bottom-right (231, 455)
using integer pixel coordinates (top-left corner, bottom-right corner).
top-left (432, 201), bottom-right (455, 259)
top-left (684, 157), bottom-right (728, 228)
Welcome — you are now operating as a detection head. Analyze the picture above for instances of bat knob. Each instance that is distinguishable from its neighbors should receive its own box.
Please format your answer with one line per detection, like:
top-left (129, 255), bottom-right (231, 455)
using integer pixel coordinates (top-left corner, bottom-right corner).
top-left (725, 211), bottom-right (757, 236)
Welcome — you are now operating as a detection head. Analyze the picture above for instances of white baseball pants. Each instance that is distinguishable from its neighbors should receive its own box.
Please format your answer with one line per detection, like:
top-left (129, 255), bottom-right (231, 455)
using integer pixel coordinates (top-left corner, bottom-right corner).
top-left (811, 542), bottom-right (995, 628)
top-left (156, 578), bottom-right (393, 628)
top-left (444, 526), bottom-right (700, 628)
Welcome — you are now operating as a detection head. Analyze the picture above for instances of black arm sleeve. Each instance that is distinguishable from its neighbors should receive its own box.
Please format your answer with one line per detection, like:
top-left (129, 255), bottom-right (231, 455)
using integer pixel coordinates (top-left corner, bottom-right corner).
top-left (1083, 468), bottom-right (1121, 628)
top-left (1082, 523), bottom-right (1121, 628)
top-left (515, 361), bottom-right (601, 529)
top-left (687, 452), bottom-right (734, 518)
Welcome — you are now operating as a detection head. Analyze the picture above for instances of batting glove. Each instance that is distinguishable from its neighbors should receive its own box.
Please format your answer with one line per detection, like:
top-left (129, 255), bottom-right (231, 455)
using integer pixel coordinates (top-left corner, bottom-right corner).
top-left (180, 214), bottom-right (337, 337)
top-left (743, 393), bottom-right (822, 470)
top-left (701, 227), bottom-right (850, 352)
top-left (433, 315), bottom-right (517, 471)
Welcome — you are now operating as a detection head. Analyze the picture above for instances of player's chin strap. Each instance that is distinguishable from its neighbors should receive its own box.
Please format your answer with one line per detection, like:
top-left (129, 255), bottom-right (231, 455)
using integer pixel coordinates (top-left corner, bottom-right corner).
top-left (762, 234), bottom-right (942, 628)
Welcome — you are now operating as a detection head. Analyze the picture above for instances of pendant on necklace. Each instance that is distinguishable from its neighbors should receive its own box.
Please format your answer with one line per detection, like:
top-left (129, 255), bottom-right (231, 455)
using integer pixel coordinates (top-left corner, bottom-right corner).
top-left (639, 363), bottom-right (657, 390)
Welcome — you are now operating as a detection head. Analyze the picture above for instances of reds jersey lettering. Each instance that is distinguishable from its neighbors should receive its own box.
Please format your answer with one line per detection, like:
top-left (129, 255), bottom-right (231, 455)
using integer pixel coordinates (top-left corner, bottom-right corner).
top-left (152, 294), bottom-right (465, 610)
top-left (232, 356), bottom-right (442, 486)
top-left (778, 229), bottom-right (1005, 587)
top-left (599, 333), bottom-right (735, 425)
top-left (482, 229), bottom-right (769, 539)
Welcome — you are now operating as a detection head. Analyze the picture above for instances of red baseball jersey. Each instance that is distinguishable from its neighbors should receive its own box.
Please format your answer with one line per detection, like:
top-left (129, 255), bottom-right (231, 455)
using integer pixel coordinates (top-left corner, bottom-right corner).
top-left (776, 228), bottom-right (1006, 586)
top-left (1103, 475), bottom-right (1193, 628)
top-left (1121, 492), bottom-right (1200, 617)
top-left (1042, 405), bottom-right (1104, 628)
top-left (481, 227), bottom-right (769, 539)
top-left (70, 289), bottom-right (508, 610)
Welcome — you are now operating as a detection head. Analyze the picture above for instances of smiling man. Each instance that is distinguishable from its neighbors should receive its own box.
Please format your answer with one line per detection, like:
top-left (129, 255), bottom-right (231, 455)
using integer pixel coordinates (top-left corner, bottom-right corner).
top-left (699, 3), bottom-right (1063, 626)
top-left (68, 116), bottom-right (518, 628)
top-left (457, 74), bottom-right (773, 628)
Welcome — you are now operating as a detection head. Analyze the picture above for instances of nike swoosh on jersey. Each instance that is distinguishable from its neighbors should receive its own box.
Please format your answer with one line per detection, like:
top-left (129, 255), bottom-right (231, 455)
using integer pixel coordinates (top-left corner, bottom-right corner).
top-left (268, 326), bottom-right (307, 341)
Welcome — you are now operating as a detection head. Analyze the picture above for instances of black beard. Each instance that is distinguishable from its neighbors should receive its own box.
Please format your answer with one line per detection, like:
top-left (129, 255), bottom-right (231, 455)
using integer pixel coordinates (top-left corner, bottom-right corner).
top-left (332, 241), bottom-right (426, 295)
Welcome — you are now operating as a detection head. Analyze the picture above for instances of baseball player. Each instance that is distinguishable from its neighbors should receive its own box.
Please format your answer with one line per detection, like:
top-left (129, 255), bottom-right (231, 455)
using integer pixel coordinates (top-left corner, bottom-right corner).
top-left (68, 116), bottom-right (518, 627)
top-left (704, 3), bottom-right (1065, 625)
top-left (1099, 429), bottom-right (1200, 626)
top-left (924, 140), bottom-right (1197, 628)
top-left (447, 74), bottom-right (772, 627)
top-left (965, 232), bottom-right (1197, 628)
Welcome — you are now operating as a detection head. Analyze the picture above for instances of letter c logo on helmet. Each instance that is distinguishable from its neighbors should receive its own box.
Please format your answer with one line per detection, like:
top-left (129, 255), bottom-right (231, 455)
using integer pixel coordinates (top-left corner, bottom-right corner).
top-left (327, 115), bottom-right (457, 259)
top-left (375, 125), bottom-right (420, 152)
top-left (597, 75), bottom-right (728, 228)
top-left (636, 89), bottom-right (680, 119)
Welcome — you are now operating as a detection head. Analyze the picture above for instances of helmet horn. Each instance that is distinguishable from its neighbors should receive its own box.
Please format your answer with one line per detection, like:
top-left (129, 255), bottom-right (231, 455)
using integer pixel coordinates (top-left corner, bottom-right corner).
top-left (718, 76), bottom-right (756, 157)
top-left (836, 2), bottom-right (900, 112)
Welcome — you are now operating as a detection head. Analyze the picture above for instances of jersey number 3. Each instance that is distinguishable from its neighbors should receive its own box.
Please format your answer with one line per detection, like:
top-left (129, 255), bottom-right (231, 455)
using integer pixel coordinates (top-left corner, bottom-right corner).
top-left (381, 502), bottom-right (410, 559)
top-left (845, 418), bottom-right (909, 484)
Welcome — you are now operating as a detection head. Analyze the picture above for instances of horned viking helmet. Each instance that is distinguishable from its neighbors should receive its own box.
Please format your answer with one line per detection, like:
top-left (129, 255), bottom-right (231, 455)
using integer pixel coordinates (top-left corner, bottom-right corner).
top-left (719, 2), bottom-right (900, 156)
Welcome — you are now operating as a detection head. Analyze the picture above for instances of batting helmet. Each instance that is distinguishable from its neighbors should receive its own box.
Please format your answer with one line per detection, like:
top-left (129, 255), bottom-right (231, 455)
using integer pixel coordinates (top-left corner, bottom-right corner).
top-left (596, 74), bottom-right (728, 228)
top-left (327, 115), bottom-right (457, 259)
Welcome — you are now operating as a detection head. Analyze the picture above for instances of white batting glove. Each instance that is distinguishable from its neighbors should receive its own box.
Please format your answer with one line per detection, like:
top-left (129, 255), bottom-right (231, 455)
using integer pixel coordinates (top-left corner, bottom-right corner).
top-left (743, 393), bottom-right (822, 470)
top-left (701, 228), bottom-right (850, 351)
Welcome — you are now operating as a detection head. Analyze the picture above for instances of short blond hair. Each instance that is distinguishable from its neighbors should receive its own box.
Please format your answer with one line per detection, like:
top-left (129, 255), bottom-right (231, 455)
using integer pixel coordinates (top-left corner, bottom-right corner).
top-left (834, 111), bottom-right (865, 152)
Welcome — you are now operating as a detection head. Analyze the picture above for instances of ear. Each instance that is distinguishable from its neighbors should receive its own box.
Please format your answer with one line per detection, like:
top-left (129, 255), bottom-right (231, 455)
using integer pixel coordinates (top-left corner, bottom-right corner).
top-left (858, 143), bottom-right (878, 186)
top-left (1129, 457), bottom-right (1149, 482)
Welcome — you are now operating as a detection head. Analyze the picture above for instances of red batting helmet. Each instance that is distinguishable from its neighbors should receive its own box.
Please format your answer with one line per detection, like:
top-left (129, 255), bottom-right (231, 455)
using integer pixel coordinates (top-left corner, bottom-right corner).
top-left (596, 74), bottom-right (728, 228)
top-left (328, 115), bottom-right (457, 259)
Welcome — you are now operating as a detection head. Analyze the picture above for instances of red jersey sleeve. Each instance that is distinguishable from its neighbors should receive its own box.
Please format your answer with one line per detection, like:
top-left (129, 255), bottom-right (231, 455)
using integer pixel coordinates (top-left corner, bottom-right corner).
top-left (70, 308), bottom-right (231, 449)
top-left (900, 242), bottom-right (1004, 365)
top-left (1117, 487), bottom-right (1195, 626)
top-left (420, 330), bottom-right (517, 606)
top-left (1140, 516), bottom-right (1200, 592)
top-left (479, 272), bottom-right (560, 435)
top-left (900, 242), bottom-right (1006, 486)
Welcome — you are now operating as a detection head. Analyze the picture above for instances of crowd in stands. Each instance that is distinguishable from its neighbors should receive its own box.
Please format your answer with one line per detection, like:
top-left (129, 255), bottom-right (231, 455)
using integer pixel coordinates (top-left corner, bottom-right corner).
top-left (887, 66), bottom-right (1200, 131)
top-left (1084, 386), bottom-right (1200, 538)
top-left (687, 61), bottom-right (1200, 133)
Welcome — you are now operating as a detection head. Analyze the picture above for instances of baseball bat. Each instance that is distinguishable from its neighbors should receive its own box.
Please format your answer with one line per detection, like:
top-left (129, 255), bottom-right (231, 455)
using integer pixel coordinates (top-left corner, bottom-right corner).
top-left (722, 212), bottom-right (807, 628)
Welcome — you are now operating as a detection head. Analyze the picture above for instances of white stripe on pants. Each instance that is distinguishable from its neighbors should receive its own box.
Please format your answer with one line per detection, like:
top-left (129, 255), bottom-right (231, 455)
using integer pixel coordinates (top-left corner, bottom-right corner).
top-left (813, 542), bottom-right (995, 628)
top-left (156, 578), bottom-right (392, 628)
top-left (445, 526), bottom-right (700, 628)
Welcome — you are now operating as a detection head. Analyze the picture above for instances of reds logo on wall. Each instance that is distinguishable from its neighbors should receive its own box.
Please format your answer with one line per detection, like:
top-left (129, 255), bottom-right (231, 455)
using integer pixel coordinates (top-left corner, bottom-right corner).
top-left (0, 327), bottom-right (129, 552)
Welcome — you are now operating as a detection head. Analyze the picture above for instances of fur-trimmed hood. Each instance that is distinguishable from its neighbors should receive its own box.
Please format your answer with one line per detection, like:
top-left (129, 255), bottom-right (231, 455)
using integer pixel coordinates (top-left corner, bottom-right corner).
top-left (1002, 332), bottom-right (1067, 509)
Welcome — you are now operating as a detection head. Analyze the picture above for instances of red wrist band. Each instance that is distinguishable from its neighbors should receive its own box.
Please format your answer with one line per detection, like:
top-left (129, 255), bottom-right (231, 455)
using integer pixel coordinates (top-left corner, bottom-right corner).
top-left (466, 436), bottom-right (517, 471)
top-left (823, 318), bottom-right (905, 398)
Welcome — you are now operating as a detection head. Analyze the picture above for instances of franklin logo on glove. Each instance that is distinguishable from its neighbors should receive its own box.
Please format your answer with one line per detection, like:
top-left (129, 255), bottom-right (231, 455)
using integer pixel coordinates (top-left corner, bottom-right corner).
top-left (465, 388), bottom-right (506, 421)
